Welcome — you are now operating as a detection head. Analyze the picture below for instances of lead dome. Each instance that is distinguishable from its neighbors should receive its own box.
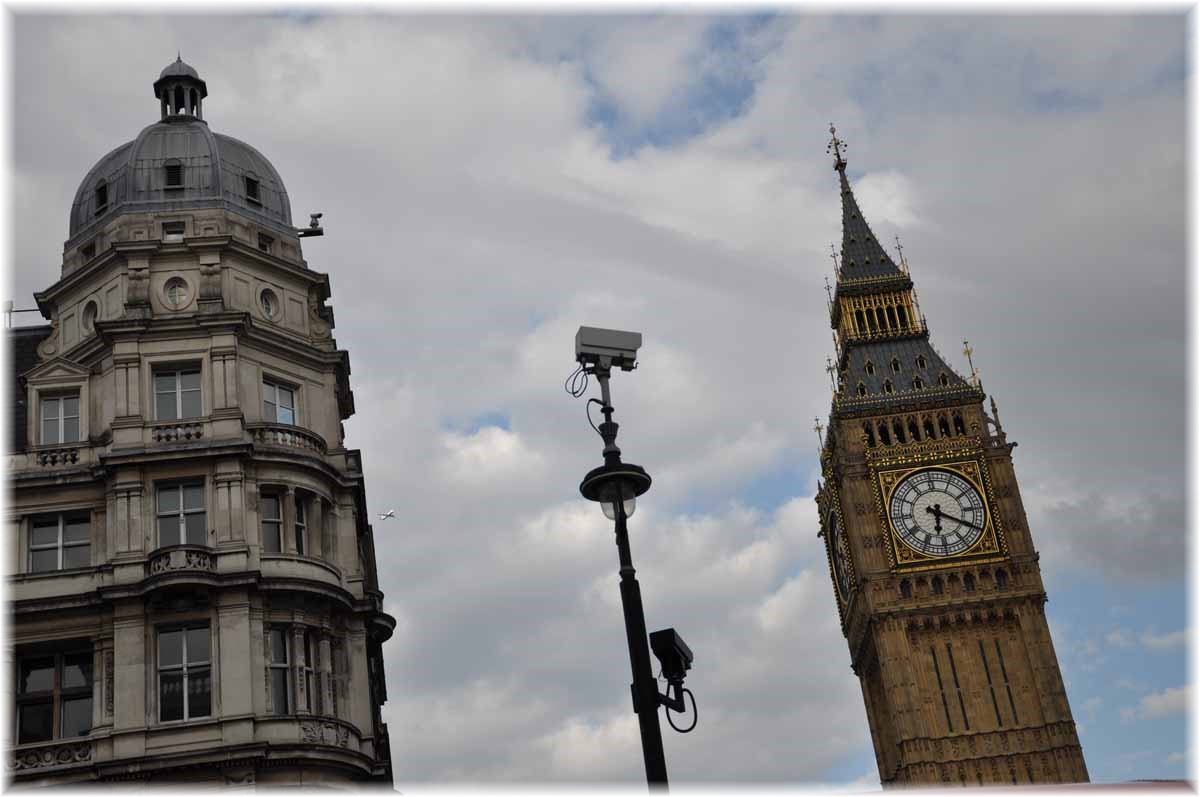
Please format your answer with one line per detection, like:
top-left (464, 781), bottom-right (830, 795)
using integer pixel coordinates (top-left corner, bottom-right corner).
top-left (67, 57), bottom-right (292, 244)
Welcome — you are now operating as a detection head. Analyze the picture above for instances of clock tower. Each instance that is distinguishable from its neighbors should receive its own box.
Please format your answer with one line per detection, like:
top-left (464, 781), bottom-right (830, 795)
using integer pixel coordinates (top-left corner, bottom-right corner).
top-left (815, 128), bottom-right (1088, 787)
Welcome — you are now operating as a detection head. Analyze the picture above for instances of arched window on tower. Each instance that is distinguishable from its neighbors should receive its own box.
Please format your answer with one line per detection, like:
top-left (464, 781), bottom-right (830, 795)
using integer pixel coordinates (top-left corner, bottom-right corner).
top-left (923, 417), bottom-right (936, 439)
top-left (865, 361), bottom-right (875, 376)
top-left (995, 569), bottom-right (1009, 590)
top-left (189, 88), bottom-right (199, 115)
top-left (855, 310), bottom-right (866, 334)
top-left (875, 307), bottom-right (887, 330)
top-left (938, 415), bottom-right (952, 437)
top-left (932, 576), bottom-right (945, 595)
top-left (900, 579), bottom-right (913, 598)
top-left (908, 417), bottom-right (920, 441)
top-left (939, 372), bottom-right (950, 387)
top-left (878, 422), bottom-right (891, 446)
top-left (893, 418), bottom-right (906, 444)
top-left (916, 355), bottom-right (927, 370)
top-left (953, 413), bottom-right (966, 436)
top-left (863, 423), bottom-right (875, 448)
top-left (964, 573), bottom-right (976, 592)
top-left (913, 377), bottom-right (924, 390)
top-left (897, 306), bottom-right (908, 328)
top-left (857, 382), bottom-right (867, 397)
top-left (867, 311), bottom-right (877, 332)
top-left (883, 379), bottom-right (894, 394)
top-left (891, 358), bottom-right (901, 373)
top-left (886, 306), bottom-right (897, 329)
top-left (174, 85), bottom-right (185, 115)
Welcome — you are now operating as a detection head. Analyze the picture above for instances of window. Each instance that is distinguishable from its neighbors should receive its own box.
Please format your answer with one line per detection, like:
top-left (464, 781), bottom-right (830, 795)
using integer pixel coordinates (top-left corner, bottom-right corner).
top-left (269, 627), bottom-right (290, 714)
top-left (258, 233), bottom-right (274, 253)
top-left (303, 630), bottom-right (317, 713)
top-left (245, 177), bottom-right (261, 204)
top-left (864, 360), bottom-right (875, 376)
top-left (939, 373), bottom-right (950, 387)
top-left (259, 289), bottom-right (280, 321)
top-left (164, 161), bottom-right (183, 188)
top-left (162, 277), bottom-right (191, 309)
top-left (155, 367), bottom-right (201, 419)
top-left (94, 182), bottom-right (108, 215)
top-left (294, 495), bottom-right (307, 556)
top-left (41, 394), bottom-right (80, 445)
top-left (899, 579), bottom-right (912, 598)
top-left (913, 377), bottom-right (924, 390)
top-left (29, 513), bottom-right (90, 572)
top-left (857, 382), bottom-right (867, 396)
top-left (261, 493), bottom-right (282, 553)
top-left (158, 627), bottom-right (211, 722)
top-left (932, 576), bottom-right (944, 595)
top-left (883, 380), bottom-right (894, 394)
top-left (995, 569), bottom-right (1009, 589)
top-left (81, 301), bottom-right (99, 334)
top-left (330, 639), bottom-right (346, 717)
top-left (16, 649), bottom-right (93, 744)
top-left (263, 379), bottom-right (295, 424)
top-left (890, 358), bottom-right (901, 373)
top-left (162, 222), bottom-right (185, 243)
top-left (964, 573), bottom-right (976, 592)
top-left (157, 483), bottom-right (206, 546)
top-left (916, 355), bottom-right (927, 370)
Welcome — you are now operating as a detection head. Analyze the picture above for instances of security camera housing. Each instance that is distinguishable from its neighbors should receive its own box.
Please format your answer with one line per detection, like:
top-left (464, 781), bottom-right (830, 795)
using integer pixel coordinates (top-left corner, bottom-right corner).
top-left (576, 326), bottom-right (641, 372)
top-left (649, 628), bottom-right (693, 683)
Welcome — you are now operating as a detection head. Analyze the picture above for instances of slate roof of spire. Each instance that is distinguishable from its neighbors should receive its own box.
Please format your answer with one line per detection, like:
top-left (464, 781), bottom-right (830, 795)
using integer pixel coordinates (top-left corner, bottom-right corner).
top-left (837, 161), bottom-right (906, 281)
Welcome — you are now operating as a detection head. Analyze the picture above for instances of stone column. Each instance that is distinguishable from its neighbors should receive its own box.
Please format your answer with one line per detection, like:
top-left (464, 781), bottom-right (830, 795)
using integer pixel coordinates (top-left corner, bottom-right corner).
top-left (318, 633), bottom-right (333, 717)
top-left (217, 590), bottom-right (254, 745)
top-left (307, 497), bottom-right (323, 560)
top-left (112, 600), bottom-right (146, 760)
top-left (347, 625), bottom-right (372, 745)
top-left (282, 487), bottom-right (297, 555)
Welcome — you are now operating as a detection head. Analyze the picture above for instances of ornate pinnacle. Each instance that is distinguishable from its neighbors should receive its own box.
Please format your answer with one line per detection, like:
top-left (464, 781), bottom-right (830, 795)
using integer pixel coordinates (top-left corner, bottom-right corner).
top-left (827, 123), bottom-right (847, 170)
top-left (963, 340), bottom-right (981, 387)
top-left (813, 417), bottom-right (825, 455)
top-left (829, 243), bottom-right (840, 276)
top-left (825, 356), bottom-right (837, 391)
top-left (894, 235), bottom-right (909, 274)
top-left (989, 395), bottom-right (1003, 433)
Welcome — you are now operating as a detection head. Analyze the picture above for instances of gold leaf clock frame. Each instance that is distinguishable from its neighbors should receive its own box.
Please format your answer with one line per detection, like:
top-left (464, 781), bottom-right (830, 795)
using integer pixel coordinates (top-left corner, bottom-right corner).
top-left (817, 483), bottom-right (857, 624)
top-left (869, 440), bottom-right (1010, 574)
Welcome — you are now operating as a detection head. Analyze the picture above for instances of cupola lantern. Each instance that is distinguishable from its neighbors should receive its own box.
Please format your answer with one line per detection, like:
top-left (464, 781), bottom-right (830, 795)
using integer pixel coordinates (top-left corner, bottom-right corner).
top-left (153, 54), bottom-right (207, 120)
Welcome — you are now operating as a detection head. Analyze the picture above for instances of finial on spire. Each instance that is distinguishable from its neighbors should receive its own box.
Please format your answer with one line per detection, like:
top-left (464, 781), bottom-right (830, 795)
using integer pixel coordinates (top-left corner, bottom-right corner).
top-left (825, 356), bottom-right (837, 393)
top-left (813, 417), bottom-right (826, 455)
top-left (963, 340), bottom-right (981, 387)
top-left (829, 243), bottom-right (840, 277)
top-left (989, 395), bottom-right (1003, 433)
top-left (894, 235), bottom-right (909, 274)
top-left (824, 274), bottom-right (834, 305)
top-left (827, 123), bottom-right (847, 171)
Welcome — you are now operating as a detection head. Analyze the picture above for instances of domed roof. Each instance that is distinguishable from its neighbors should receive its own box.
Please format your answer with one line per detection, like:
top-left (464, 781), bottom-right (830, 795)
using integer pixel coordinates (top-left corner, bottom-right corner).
top-left (159, 54), bottom-right (200, 81)
top-left (67, 58), bottom-right (291, 244)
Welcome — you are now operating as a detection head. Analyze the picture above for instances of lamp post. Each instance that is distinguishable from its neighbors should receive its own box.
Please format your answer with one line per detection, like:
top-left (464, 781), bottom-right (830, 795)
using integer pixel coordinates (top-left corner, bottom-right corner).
top-left (575, 333), bottom-right (669, 789)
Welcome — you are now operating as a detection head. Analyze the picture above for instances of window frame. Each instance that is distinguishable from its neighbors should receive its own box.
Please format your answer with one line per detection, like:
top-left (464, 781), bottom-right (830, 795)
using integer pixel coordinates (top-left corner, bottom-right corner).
top-left (94, 181), bottom-right (108, 216)
top-left (262, 378), bottom-right (296, 425)
top-left (156, 625), bottom-right (212, 723)
top-left (245, 176), bottom-right (261, 205)
top-left (303, 630), bottom-right (317, 713)
top-left (294, 494), bottom-right (307, 556)
top-left (269, 626), bottom-right (291, 715)
top-left (28, 512), bottom-right (91, 573)
top-left (164, 160), bottom-right (184, 189)
top-left (156, 482), bottom-right (207, 547)
top-left (15, 647), bottom-right (94, 745)
top-left (261, 491), bottom-right (283, 553)
top-left (153, 365), bottom-right (202, 420)
top-left (40, 393), bottom-right (81, 446)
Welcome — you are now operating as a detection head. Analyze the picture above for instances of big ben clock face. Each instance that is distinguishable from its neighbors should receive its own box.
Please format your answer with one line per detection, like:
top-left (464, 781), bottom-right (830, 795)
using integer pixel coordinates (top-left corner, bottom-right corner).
top-left (888, 469), bottom-right (987, 557)
top-left (828, 508), bottom-right (853, 601)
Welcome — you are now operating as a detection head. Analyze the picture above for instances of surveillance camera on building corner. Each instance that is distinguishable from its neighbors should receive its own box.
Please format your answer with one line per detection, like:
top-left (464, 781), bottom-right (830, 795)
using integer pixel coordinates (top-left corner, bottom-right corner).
top-left (576, 326), bottom-right (641, 372)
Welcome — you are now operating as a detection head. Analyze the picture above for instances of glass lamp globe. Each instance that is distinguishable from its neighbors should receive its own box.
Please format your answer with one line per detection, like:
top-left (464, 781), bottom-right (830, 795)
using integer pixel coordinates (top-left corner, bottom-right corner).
top-left (601, 496), bottom-right (636, 520)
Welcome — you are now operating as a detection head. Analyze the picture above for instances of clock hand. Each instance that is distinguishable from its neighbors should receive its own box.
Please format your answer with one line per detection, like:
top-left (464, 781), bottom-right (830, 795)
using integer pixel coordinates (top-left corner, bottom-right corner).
top-left (943, 513), bottom-right (985, 532)
top-left (924, 504), bottom-right (944, 532)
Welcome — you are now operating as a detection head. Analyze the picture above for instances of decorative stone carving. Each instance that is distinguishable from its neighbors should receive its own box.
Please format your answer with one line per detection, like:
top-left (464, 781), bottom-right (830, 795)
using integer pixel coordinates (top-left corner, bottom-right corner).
top-left (126, 263), bottom-right (150, 307)
top-left (37, 446), bottom-right (79, 466)
top-left (7, 741), bottom-right (92, 771)
top-left (151, 421), bottom-right (204, 443)
top-left (300, 721), bottom-right (350, 748)
top-left (197, 252), bottom-right (223, 304)
top-left (35, 321), bottom-right (60, 359)
top-left (250, 424), bottom-right (327, 454)
top-left (149, 547), bottom-right (216, 575)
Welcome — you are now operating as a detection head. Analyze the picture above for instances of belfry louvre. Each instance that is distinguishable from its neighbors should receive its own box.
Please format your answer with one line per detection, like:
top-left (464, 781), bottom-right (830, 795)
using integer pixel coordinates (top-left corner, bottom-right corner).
top-left (6, 57), bottom-right (395, 787)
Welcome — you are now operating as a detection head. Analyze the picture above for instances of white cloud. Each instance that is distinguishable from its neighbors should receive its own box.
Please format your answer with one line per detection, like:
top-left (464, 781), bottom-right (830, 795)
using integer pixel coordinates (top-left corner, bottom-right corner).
top-left (1105, 629), bottom-right (1134, 648)
top-left (1128, 686), bottom-right (1189, 720)
top-left (1142, 629), bottom-right (1187, 650)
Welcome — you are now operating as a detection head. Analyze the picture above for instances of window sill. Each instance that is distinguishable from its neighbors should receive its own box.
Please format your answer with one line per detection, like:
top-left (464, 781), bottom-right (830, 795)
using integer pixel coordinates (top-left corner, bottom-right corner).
top-left (12, 565), bottom-right (97, 581)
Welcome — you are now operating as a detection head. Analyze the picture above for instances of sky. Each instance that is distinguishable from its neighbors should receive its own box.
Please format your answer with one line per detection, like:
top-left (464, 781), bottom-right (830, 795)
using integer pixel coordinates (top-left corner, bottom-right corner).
top-left (5, 10), bottom-right (1189, 789)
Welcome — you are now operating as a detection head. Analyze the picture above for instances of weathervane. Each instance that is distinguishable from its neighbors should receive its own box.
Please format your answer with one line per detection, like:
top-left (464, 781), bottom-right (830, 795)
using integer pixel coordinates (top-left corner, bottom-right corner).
top-left (827, 123), bottom-right (847, 169)
top-left (963, 340), bottom-right (981, 387)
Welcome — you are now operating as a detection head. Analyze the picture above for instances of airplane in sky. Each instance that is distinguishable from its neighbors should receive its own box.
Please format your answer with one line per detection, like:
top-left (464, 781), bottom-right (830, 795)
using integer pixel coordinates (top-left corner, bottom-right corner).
top-left (378, 510), bottom-right (395, 520)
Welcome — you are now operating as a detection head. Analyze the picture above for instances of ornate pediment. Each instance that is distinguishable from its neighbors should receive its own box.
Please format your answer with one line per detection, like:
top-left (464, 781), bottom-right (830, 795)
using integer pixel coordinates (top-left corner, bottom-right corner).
top-left (21, 356), bottom-right (91, 385)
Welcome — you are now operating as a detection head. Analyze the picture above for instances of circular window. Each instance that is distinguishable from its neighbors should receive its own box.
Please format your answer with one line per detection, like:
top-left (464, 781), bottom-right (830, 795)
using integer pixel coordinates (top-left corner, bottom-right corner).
top-left (81, 300), bottom-right (99, 333)
top-left (259, 289), bottom-right (280, 321)
top-left (163, 277), bottom-right (191, 310)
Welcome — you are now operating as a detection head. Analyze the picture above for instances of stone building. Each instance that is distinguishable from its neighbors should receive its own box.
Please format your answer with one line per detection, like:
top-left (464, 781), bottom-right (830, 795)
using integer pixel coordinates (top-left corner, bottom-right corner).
top-left (814, 130), bottom-right (1088, 786)
top-left (5, 58), bottom-right (395, 786)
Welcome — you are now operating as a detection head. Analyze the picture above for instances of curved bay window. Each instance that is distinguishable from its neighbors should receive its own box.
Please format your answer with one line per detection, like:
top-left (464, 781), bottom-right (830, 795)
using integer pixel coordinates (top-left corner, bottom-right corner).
top-left (158, 626), bottom-right (211, 722)
top-left (16, 649), bottom-right (93, 744)
top-left (262, 493), bottom-right (283, 553)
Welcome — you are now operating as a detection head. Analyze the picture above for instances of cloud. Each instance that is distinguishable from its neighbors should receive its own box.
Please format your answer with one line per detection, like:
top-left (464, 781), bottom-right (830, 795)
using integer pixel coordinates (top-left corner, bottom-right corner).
top-left (1123, 686), bottom-right (1189, 721)
top-left (1141, 630), bottom-right (1187, 650)
top-left (1105, 629), bottom-right (1134, 648)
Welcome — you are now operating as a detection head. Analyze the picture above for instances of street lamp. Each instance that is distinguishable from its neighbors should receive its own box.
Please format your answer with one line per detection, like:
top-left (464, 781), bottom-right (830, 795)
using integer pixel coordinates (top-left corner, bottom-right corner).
top-left (568, 326), bottom-right (697, 790)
